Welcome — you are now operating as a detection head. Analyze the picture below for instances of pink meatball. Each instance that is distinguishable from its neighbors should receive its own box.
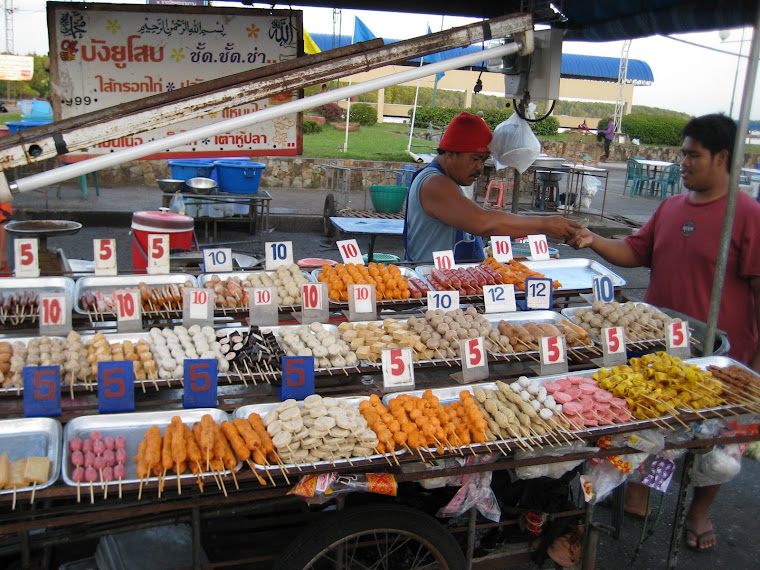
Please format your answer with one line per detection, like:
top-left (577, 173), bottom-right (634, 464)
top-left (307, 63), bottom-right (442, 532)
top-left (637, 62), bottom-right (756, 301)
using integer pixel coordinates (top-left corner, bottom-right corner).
top-left (82, 439), bottom-right (93, 453)
top-left (114, 464), bottom-right (126, 479)
top-left (103, 449), bottom-right (115, 466)
top-left (115, 448), bottom-right (127, 464)
top-left (72, 466), bottom-right (85, 482)
top-left (89, 431), bottom-right (102, 442)
top-left (94, 456), bottom-right (107, 470)
top-left (102, 466), bottom-right (114, 482)
top-left (71, 450), bottom-right (84, 467)
top-left (93, 440), bottom-right (105, 455)
top-left (84, 451), bottom-right (95, 467)
top-left (69, 437), bottom-right (83, 452)
top-left (103, 436), bottom-right (115, 450)
top-left (115, 436), bottom-right (126, 449)
top-left (84, 466), bottom-right (98, 482)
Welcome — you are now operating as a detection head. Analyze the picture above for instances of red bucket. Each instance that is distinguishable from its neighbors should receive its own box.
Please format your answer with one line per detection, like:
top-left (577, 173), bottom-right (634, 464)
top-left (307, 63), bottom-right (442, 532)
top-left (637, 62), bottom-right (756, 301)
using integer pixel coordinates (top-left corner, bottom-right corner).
top-left (131, 210), bottom-right (195, 271)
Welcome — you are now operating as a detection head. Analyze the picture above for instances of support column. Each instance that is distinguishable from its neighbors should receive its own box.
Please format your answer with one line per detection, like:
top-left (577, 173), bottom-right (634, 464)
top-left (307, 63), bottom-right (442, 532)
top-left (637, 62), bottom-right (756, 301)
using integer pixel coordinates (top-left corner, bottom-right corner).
top-left (377, 87), bottom-right (385, 123)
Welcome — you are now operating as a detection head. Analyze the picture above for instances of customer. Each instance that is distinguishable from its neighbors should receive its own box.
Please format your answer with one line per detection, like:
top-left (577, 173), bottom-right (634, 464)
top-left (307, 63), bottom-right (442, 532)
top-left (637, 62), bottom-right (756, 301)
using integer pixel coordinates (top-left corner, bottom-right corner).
top-left (597, 117), bottom-right (615, 161)
top-left (569, 113), bottom-right (760, 551)
top-left (403, 112), bottom-right (582, 262)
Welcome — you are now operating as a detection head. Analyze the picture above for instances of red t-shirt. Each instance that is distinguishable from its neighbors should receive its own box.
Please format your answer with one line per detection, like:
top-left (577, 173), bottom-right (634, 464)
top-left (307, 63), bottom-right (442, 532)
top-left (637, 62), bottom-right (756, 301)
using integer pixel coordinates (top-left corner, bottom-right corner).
top-left (625, 191), bottom-right (760, 364)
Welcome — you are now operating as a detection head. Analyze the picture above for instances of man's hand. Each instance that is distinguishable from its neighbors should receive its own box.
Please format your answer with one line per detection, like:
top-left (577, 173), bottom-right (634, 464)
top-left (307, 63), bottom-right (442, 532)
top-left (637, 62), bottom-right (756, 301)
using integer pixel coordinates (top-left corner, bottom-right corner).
top-left (567, 228), bottom-right (595, 249)
top-left (543, 216), bottom-right (583, 240)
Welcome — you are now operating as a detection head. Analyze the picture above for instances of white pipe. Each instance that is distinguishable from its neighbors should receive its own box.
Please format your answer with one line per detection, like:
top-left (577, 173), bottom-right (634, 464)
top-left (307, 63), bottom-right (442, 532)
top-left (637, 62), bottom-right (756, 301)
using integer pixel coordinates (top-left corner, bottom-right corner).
top-left (9, 42), bottom-right (521, 195)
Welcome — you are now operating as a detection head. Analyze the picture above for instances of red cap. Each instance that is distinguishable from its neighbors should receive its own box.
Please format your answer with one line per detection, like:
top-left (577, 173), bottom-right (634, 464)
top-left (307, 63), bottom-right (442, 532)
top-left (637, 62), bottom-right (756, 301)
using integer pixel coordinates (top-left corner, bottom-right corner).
top-left (439, 112), bottom-right (492, 153)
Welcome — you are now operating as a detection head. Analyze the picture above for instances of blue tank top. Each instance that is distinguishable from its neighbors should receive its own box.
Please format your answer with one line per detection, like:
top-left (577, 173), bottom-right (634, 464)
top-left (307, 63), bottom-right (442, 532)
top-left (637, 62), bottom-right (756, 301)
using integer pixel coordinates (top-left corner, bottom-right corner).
top-left (404, 164), bottom-right (457, 262)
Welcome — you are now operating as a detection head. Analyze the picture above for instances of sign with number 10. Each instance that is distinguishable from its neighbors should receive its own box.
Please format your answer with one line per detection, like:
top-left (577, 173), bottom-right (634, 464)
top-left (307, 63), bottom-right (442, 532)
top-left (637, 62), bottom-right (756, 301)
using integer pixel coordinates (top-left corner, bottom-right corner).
top-left (265, 241), bottom-right (293, 270)
top-left (491, 236), bottom-right (513, 263)
top-left (336, 239), bottom-right (364, 265)
top-left (527, 234), bottom-right (550, 261)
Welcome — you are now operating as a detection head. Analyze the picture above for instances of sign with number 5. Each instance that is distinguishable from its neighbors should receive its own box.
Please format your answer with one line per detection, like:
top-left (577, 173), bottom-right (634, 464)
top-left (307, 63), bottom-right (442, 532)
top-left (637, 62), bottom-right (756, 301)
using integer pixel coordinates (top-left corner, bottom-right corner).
top-left (539, 335), bottom-right (568, 375)
top-left (381, 348), bottom-right (414, 391)
top-left (601, 326), bottom-right (627, 366)
top-left (458, 337), bottom-right (489, 383)
top-left (666, 320), bottom-right (691, 358)
top-left (94, 239), bottom-right (117, 276)
top-left (14, 238), bottom-right (39, 278)
top-left (147, 234), bottom-right (170, 275)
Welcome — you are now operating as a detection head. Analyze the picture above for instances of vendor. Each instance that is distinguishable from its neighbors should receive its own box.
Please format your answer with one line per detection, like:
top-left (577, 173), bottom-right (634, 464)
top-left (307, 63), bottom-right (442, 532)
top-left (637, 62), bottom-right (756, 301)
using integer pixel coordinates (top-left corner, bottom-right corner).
top-left (403, 112), bottom-right (582, 262)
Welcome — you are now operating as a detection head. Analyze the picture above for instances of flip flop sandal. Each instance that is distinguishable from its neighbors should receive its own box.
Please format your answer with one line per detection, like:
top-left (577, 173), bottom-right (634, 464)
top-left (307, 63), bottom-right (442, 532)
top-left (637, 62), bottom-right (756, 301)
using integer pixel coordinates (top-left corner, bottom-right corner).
top-left (684, 525), bottom-right (717, 551)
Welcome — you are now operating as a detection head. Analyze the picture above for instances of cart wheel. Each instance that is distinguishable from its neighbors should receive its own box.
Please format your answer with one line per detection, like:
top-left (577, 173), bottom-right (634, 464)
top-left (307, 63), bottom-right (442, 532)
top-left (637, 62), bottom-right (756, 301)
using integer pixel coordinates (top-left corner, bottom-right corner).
top-left (323, 194), bottom-right (337, 237)
top-left (273, 503), bottom-right (465, 570)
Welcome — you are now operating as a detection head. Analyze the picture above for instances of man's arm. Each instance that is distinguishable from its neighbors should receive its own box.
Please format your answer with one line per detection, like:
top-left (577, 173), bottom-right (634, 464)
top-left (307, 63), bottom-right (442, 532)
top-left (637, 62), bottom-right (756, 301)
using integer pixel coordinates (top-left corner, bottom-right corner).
top-left (750, 277), bottom-right (760, 373)
top-left (567, 228), bottom-right (640, 268)
top-left (420, 177), bottom-right (582, 241)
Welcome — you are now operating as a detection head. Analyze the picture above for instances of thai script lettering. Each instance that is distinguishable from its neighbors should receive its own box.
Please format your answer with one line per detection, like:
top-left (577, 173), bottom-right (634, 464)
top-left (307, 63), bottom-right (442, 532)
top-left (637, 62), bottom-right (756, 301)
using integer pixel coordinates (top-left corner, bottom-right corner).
top-left (214, 133), bottom-right (267, 147)
top-left (190, 43), bottom-right (266, 65)
top-left (95, 75), bottom-right (164, 93)
top-left (222, 105), bottom-right (260, 118)
top-left (97, 136), bottom-right (144, 148)
top-left (81, 36), bottom-right (164, 69)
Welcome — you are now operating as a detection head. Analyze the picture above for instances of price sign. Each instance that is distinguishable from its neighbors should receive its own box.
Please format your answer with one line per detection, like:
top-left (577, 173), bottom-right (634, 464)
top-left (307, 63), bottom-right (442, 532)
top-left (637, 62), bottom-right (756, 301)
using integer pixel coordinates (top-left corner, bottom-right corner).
top-left (203, 248), bottom-right (233, 273)
top-left (525, 277), bottom-right (553, 310)
top-left (299, 282), bottom-right (329, 324)
top-left (39, 293), bottom-right (72, 336)
top-left (22, 366), bottom-right (61, 417)
top-left (457, 337), bottom-right (489, 383)
top-left (483, 284), bottom-right (516, 313)
top-left (491, 236), bottom-right (513, 263)
top-left (666, 320), bottom-right (691, 358)
top-left (381, 348), bottom-right (415, 391)
top-left (147, 234), bottom-right (170, 275)
top-left (280, 356), bottom-right (315, 401)
top-left (97, 361), bottom-right (135, 413)
top-left (427, 290), bottom-right (460, 312)
top-left (527, 234), bottom-right (551, 261)
top-left (601, 326), bottom-right (627, 366)
top-left (94, 239), bottom-right (117, 276)
top-left (14, 238), bottom-right (39, 278)
top-left (336, 239), bottom-right (364, 265)
top-left (538, 335), bottom-right (568, 375)
top-left (183, 287), bottom-right (213, 326)
top-left (265, 241), bottom-right (293, 270)
top-left (347, 283), bottom-right (376, 320)
top-left (114, 288), bottom-right (142, 333)
top-left (593, 275), bottom-right (615, 303)
top-left (248, 286), bottom-right (278, 326)
top-left (182, 359), bottom-right (218, 408)
top-left (432, 250), bottom-right (455, 270)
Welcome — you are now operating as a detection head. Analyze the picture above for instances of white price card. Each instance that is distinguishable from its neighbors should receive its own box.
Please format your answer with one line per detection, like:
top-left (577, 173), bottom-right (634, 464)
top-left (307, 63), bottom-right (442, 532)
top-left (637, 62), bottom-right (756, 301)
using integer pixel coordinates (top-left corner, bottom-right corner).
top-left (525, 277), bottom-right (553, 310)
top-left (539, 336), bottom-right (566, 365)
top-left (483, 284), bottom-right (516, 313)
top-left (203, 248), bottom-right (233, 273)
top-left (147, 234), bottom-right (170, 275)
top-left (593, 275), bottom-right (615, 303)
top-left (336, 239), bottom-right (364, 265)
top-left (114, 288), bottom-right (141, 322)
top-left (427, 290), bottom-right (459, 312)
top-left (603, 326), bottom-right (626, 354)
top-left (251, 286), bottom-right (276, 307)
top-left (14, 238), bottom-right (39, 278)
top-left (302, 283), bottom-right (324, 311)
top-left (463, 337), bottom-right (487, 370)
top-left (265, 241), bottom-right (293, 270)
top-left (94, 239), bottom-right (117, 276)
top-left (527, 234), bottom-right (551, 261)
top-left (188, 288), bottom-right (212, 321)
top-left (351, 283), bottom-right (373, 313)
top-left (667, 320), bottom-right (689, 349)
top-left (432, 250), bottom-right (455, 270)
top-left (491, 236), bottom-right (513, 263)
top-left (39, 294), bottom-right (66, 327)
top-left (381, 347), bottom-right (415, 391)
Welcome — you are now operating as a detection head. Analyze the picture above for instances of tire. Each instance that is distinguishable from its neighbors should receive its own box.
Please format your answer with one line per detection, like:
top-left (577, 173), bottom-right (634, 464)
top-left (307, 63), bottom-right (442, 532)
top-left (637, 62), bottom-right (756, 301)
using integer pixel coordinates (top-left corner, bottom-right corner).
top-left (274, 503), bottom-right (466, 570)
top-left (323, 194), bottom-right (336, 237)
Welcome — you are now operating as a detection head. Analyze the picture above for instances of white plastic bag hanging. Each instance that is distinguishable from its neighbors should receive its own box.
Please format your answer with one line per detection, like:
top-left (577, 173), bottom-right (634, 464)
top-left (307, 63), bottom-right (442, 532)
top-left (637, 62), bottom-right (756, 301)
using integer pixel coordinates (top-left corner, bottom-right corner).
top-left (488, 113), bottom-right (541, 174)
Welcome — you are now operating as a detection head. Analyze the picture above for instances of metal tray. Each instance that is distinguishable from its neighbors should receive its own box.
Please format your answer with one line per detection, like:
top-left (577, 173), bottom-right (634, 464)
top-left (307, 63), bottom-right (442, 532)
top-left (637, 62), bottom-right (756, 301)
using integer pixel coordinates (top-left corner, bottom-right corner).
top-left (0, 277), bottom-right (76, 325)
top-left (0, 417), bottom-right (62, 495)
top-left (199, 270), bottom-right (314, 310)
top-left (522, 259), bottom-right (626, 291)
top-left (311, 266), bottom-right (428, 306)
top-left (483, 310), bottom-right (595, 356)
top-left (62, 408), bottom-right (234, 488)
top-left (73, 274), bottom-right (197, 315)
top-left (561, 302), bottom-right (668, 344)
top-left (234, 397), bottom-right (405, 470)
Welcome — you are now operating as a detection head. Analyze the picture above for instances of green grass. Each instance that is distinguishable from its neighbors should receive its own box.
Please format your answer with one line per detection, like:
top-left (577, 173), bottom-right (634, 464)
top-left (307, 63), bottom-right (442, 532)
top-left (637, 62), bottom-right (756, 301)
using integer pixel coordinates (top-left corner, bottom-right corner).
top-left (303, 122), bottom-right (438, 161)
top-left (1, 112), bottom-right (22, 123)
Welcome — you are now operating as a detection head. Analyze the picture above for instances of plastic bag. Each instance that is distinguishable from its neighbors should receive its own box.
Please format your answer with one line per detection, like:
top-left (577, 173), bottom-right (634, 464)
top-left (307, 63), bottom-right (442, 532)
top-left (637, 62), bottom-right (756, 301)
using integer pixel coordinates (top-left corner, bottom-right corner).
top-left (400, 457), bottom-right (461, 489)
top-left (489, 113), bottom-right (540, 174)
top-left (581, 176), bottom-right (600, 197)
top-left (692, 445), bottom-right (742, 487)
top-left (287, 472), bottom-right (397, 505)
top-left (169, 191), bottom-right (186, 215)
top-left (437, 454), bottom-right (501, 522)
top-left (514, 441), bottom-right (595, 480)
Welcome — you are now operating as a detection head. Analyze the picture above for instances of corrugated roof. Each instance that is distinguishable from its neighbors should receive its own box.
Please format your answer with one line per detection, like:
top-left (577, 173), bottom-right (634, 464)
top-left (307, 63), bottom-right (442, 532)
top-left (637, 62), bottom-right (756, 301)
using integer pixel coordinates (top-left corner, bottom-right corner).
top-left (309, 33), bottom-right (654, 84)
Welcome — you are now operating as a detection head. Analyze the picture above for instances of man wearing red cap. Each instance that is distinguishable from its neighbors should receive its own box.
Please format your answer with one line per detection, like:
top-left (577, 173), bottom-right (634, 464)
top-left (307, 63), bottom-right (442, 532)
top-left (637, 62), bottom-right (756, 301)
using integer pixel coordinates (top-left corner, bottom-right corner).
top-left (404, 112), bottom-right (582, 262)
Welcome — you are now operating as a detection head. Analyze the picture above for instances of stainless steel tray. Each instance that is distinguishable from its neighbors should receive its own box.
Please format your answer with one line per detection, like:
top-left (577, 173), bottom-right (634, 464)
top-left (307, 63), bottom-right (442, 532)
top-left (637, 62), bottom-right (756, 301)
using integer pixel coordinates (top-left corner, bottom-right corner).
top-left (62, 408), bottom-right (234, 488)
top-left (0, 417), bottom-right (62, 495)
top-left (199, 270), bottom-right (314, 310)
top-left (0, 277), bottom-right (76, 325)
top-left (561, 302), bottom-right (668, 344)
top-left (522, 259), bottom-right (626, 291)
top-left (311, 266), bottom-right (427, 306)
top-left (73, 274), bottom-right (197, 316)
top-left (483, 310), bottom-right (595, 356)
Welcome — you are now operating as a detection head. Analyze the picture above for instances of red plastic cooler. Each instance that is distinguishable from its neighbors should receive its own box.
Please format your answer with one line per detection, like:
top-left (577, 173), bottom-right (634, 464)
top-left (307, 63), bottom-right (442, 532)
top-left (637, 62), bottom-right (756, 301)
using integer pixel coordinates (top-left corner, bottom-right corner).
top-left (131, 210), bottom-right (195, 271)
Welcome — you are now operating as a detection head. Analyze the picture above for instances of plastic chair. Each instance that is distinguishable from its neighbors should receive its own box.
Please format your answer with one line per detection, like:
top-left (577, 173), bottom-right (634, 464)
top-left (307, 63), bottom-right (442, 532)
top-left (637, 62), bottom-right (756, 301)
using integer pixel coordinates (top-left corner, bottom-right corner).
top-left (623, 159), bottom-right (653, 196)
top-left (56, 172), bottom-right (100, 200)
top-left (653, 164), bottom-right (682, 199)
top-left (484, 180), bottom-right (506, 209)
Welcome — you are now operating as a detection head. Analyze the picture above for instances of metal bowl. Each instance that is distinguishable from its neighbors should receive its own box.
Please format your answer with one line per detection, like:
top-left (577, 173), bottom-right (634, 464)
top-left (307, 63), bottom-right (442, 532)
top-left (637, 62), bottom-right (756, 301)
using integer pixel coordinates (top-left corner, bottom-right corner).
top-left (537, 170), bottom-right (565, 182)
top-left (185, 177), bottom-right (217, 194)
top-left (157, 178), bottom-right (186, 193)
top-left (5, 220), bottom-right (82, 238)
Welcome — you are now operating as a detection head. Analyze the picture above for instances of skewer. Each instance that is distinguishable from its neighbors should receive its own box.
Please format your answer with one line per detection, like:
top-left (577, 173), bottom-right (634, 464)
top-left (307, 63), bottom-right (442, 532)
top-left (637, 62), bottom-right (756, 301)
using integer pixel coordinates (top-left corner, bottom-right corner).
top-left (12, 487), bottom-right (16, 510)
top-left (176, 463), bottom-right (182, 495)
top-left (76, 481), bottom-right (81, 503)
top-left (375, 447), bottom-right (393, 466)
top-left (103, 481), bottom-right (108, 500)
top-left (637, 405), bottom-right (675, 430)
top-left (215, 468), bottom-right (228, 497)
top-left (30, 482), bottom-right (36, 504)
top-left (89, 481), bottom-right (95, 504)
top-left (230, 467), bottom-right (239, 490)
top-left (641, 395), bottom-right (691, 429)
top-left (118, 476), bottom-right (122, 499)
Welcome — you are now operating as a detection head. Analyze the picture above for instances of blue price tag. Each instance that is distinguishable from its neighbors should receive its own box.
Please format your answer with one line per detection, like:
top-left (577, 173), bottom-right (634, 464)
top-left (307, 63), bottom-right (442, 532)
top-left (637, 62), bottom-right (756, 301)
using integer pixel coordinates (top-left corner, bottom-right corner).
top-left (525, 277), bottom-right (553, 310)
top-left (280, 356), bottom-right (315, 401)
top-left (592, 275), bottom-right (615, 303)
top-left (97, 361), bottom-right (135, 413)
top-left (183, 359), bottom-right (218, 408)
top-left (23, 366), bottom-right (61, 417)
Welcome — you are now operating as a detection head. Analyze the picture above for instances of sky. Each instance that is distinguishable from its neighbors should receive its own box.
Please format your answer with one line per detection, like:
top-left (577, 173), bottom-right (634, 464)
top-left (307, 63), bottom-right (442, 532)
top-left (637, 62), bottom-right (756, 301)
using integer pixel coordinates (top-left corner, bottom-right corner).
top-left (11, 0), bottom-right (760, 119)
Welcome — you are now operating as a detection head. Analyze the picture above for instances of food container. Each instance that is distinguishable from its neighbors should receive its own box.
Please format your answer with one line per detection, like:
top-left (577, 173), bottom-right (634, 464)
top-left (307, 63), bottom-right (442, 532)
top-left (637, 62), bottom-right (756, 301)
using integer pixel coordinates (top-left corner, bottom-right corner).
top-left (156, 179), bottom-right (185, 193)
top-left (0, 417), bottom-right (62, 495)
top-left (167, 159), bottom-right (215, 181)
top-left (184, 177), bottom-right (217, 195)
top-left (214, 160), bottom-right (265, 194)
top-left (130, 210), bottom-right (195, 271)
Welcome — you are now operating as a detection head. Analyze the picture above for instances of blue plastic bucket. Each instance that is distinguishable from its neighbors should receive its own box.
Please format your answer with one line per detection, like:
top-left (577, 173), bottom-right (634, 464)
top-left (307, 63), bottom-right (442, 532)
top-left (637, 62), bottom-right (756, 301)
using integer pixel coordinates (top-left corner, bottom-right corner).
top-left (214, 160), bottom-right (265, 194)
top-left (5, 119), bottom-right (53, 134)
top-left (168, 159), bottom-right (215, 181)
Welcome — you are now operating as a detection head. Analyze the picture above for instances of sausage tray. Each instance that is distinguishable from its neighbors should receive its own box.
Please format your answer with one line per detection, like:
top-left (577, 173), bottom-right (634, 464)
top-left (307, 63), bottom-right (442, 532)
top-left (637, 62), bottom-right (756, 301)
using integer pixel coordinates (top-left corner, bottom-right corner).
top-left (0, 277), bottom-right (76, 327)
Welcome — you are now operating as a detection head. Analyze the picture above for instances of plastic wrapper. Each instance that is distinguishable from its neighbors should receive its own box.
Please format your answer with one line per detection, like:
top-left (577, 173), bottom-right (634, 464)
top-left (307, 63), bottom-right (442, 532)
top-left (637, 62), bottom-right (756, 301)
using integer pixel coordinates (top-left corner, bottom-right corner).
top-left (514, 441), bottom-right (596, 480)
top-left (400, 457), bottom-right (461, 489)
top-left (287, 472), bottom-right (397, 505)
top-left (690, 415), bottom-right (758, 487)
top-left (169, 191), bottom-right (186, 215)
top-left (437, 454), bottom-right (501, 522)
top-left (489, 113), bottom-right (540, 174)
top-left (580, 434), bottom-right (651, 504)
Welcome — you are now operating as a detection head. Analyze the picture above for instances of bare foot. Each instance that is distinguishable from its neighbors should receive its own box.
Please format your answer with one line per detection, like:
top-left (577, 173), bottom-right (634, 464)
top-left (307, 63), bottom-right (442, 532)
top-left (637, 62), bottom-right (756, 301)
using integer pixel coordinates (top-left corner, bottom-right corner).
top-left (685, 517), bottom-right (717, 550)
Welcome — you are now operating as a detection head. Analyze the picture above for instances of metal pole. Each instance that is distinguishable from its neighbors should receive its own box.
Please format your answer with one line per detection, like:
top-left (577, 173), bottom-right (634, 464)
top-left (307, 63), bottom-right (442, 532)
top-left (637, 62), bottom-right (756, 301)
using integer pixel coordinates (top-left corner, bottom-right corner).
top-left (703, 11), bottom-right (760, 356)
top-left (7, 42), bottom-right (523, 197)
top-left (667, 452), bottom-right (694, 569)
top-left (465, 506), bottom-right (477, 569)
top-left (729, 27), bottom-right (747, 118)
